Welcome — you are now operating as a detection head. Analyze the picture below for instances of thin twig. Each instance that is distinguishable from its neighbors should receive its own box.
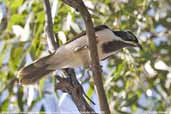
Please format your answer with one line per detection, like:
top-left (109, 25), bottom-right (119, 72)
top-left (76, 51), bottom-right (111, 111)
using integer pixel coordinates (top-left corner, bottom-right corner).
top-left (43, 0), bottom-right (58, 51)
top-left (62, 0), bottom-right (111, 114)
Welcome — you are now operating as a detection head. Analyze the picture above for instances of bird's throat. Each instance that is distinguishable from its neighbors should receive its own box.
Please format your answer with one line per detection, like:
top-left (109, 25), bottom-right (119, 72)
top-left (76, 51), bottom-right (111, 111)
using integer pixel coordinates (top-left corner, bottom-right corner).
top-left (102, 40), bottom-right (136, 53)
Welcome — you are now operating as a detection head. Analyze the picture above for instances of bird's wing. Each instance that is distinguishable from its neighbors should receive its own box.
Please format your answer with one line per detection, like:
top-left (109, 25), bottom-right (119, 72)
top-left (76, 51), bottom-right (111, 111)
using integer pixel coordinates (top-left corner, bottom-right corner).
top-left (73, 45), bottom-right (89, 52)
top-left (64, 25), bottom-right (108, 45)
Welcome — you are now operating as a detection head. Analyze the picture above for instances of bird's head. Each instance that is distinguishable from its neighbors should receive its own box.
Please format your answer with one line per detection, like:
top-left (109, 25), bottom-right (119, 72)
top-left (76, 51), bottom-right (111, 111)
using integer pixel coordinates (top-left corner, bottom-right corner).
top-left (113, 30), bottom-right (142, 49)
top-left (102, 30), bottom-right (142, 53)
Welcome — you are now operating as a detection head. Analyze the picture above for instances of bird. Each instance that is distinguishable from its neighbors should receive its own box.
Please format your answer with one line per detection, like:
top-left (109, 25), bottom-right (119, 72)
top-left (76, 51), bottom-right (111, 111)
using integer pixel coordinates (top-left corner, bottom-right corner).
top-left (18, 25), bottom-right (142, 85)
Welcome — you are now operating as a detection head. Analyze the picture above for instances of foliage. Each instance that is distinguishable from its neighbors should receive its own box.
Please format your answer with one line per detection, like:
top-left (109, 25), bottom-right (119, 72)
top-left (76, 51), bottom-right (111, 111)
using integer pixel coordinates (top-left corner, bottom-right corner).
top-left (0, 0), bottom-right (171, 113)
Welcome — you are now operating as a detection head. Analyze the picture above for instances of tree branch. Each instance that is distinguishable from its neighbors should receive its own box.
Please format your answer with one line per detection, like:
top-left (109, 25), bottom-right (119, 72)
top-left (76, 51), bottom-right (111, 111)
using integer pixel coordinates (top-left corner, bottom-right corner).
top-left (43, 0), bottom-right (95, 113)
top-left (55, 69), bottom-right (95, 113)
top-left (62, 0), bottom-right (111, 114)
top-left (43, 0), bottom-right (58, 52)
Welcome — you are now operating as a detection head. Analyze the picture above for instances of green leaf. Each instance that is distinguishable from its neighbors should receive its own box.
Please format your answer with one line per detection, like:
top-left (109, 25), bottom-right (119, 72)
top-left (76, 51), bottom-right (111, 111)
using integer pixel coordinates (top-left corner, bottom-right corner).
top-left (0, 99), bottom-right (9, 111)
top-left (0, 42), bottom-right (8, 67)
top-left (8, 43), bottom-right (25, 72)
top-left (10, 0), bottom-right (24, 12)
top-left (86, 84), bottom-right (94, 104)
top-left (7, 14), bottom-right (26, 31)
top-left (112, 61), bottom-right (126, 81)
top-left (17, 87), bottom-right (24, 111)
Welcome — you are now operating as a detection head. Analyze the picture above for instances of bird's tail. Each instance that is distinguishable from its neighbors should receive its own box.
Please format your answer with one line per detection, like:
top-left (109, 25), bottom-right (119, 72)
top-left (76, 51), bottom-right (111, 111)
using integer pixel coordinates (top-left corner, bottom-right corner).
top-left (18, 54), bottom-right (55, 85)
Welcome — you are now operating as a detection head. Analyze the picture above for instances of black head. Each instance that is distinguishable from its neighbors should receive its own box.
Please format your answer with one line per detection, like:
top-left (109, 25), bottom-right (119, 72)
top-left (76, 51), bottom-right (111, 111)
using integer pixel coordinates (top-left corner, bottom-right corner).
top-left (113, 31), bottom-right (142, 49)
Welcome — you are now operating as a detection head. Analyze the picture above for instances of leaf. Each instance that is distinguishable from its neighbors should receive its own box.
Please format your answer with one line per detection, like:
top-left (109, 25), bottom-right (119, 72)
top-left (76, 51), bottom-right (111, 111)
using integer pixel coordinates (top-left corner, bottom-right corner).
top-left (0, 42), bottom-right (8, 67)
top-left (144, 60), bottom-right (157, 77)
top-left (10, 0), bottom-right (24, 12)
top-left (9, 43), bottom-right (25, 72)
top-left (154, 60), bottom-right (169, 71)
top-left (86, 84), bottom-right (94, 104)
top-left (29, 36), bottom-right (44, 59)
top-left (0, 99), bottom-right (9, 111)
top-left (17, 87), bottom-right (24, 111)
top-left (112, 61), bottom-right (126, 81)
top-left (7, 14), bottom-right (25, 31)
top-left (12, 25), bottom-right (24, 37)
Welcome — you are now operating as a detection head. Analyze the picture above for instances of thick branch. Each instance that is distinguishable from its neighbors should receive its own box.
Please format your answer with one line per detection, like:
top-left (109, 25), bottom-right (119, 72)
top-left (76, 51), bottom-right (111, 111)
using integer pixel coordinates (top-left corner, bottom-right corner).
top-left (43, 0), bottom-right (95, 113)
top-left (62, 0), bottom-right (111, 114)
